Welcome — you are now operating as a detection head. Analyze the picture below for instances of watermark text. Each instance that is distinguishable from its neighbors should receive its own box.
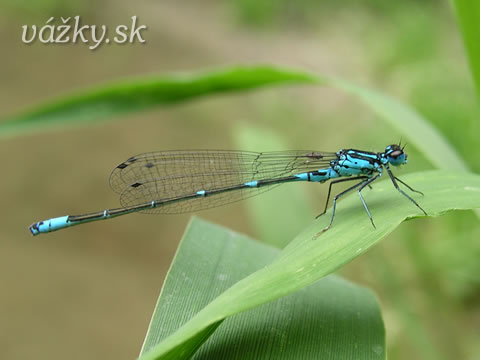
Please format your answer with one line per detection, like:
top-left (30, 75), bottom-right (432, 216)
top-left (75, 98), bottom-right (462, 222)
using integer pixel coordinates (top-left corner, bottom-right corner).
top-left (22, 16), bottom-right (147, 50)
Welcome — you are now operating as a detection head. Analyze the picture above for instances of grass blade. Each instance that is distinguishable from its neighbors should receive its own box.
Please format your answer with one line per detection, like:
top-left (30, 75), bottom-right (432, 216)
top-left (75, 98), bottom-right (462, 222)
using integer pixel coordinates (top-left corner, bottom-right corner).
top-left (453, 1), bottom-right (480, 102)
top-left (0, 66), bottom-right (314, 137)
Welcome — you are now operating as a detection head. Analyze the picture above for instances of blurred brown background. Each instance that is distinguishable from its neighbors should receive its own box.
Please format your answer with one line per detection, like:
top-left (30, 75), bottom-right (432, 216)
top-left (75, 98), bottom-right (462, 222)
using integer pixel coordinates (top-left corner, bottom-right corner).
top-left (1, 0), bottom-right (479, 359)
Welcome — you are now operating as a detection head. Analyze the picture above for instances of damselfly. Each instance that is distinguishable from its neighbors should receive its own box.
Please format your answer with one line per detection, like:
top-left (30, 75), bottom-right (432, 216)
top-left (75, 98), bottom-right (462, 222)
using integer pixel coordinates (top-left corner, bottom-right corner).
top-left (29, 144), bottom-right (427, 236)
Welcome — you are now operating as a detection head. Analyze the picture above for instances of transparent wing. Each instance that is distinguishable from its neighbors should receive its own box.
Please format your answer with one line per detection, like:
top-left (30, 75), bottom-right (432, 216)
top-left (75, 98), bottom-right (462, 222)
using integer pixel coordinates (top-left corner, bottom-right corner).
top-left (109, 150), bottom-right (336, 214)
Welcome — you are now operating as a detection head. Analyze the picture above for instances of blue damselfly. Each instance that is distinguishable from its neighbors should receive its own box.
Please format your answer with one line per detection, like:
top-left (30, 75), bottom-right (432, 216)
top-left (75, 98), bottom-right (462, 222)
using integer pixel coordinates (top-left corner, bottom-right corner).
top-left (29, 144), bottom-right (426, 236)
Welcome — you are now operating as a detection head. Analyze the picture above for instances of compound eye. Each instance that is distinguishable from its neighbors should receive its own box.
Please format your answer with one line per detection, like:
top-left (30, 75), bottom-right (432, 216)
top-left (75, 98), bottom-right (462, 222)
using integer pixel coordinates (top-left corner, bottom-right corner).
top-left (390, 150), bottom-right (403, 158)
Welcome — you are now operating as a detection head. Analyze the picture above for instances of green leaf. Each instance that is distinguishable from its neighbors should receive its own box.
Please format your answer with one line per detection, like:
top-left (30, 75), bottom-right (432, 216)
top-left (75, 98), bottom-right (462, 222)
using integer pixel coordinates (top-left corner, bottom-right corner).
top-left (0, 66), bottom-right (314, 137)
top-left (1, 65), bottom-right (467, 172)
top-left (139, 170), bottom-right (480, 359)
top-left (140, 218), bottom-right (385, 360)
top-left (453, 1), bottom-right (480, 102)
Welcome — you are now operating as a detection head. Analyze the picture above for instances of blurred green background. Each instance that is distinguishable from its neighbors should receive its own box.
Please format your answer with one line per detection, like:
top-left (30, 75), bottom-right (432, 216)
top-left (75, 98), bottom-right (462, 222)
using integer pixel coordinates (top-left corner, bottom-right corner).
top-left (1, 0), bottom-right (479, 359)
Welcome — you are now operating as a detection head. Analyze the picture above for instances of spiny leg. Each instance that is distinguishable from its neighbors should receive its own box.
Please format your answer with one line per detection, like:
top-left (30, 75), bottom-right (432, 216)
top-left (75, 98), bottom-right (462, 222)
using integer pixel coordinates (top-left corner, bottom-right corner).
top-left (386, 165), bottom-right (427, 215)
top-left (394, 176), bottom-right (424, 196)
top-left (322, 179), bottom-right (368, 232)
top-left (357, 173), bottom-right (383, 229)
top-left (316, 176), bottom-right (368, 219)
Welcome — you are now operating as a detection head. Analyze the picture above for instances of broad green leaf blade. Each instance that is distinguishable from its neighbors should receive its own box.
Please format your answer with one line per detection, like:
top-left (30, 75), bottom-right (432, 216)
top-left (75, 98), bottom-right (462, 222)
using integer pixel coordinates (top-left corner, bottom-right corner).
top-left (140, 218), bottom-right (277, 359)
top-left (140, 170), bottom-right (480, 360)
top-left (1, 65), bottom-right (467, 172)
top-left (453, 0), bottom-right (480, 102)
top-left (234, 125), bottom-right (315, 248)
top-left (141, 218), bottom-right (385, 360)
top-left (195, 275), bottom-right (384, 360)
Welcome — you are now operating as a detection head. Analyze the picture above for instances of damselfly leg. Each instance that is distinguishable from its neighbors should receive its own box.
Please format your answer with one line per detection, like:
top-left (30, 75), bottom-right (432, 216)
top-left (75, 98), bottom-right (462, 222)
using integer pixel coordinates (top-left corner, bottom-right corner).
top-left (386, 165), bottom-right (427, 215)
top-left (394, 176), bottom-right (424, 196)
top-left (357, 173), bottom-right (383, 229)
top-left (316, 176), bottom-right (369, 219)
top-left (321, 179), bottom-right (368, 232)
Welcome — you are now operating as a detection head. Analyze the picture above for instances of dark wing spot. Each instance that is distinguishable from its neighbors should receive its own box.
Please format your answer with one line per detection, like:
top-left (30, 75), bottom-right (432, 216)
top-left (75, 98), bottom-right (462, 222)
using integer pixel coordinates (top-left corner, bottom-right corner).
top-left (117, 163), bottom-right (128, 169)
top-left (306, 152), bottom-right (324, 159)
top-left (127, 157), bottom-right (138, 163)
top-left (131, 182), bottom-right (143, 188)
top-left (145, 163), bottom-right (154, 168)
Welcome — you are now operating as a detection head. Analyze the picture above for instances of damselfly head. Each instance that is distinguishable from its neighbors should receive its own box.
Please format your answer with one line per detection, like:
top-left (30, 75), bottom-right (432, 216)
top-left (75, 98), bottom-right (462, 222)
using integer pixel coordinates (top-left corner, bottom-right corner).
top-left (385, 144), bottom-right (407, 166)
